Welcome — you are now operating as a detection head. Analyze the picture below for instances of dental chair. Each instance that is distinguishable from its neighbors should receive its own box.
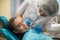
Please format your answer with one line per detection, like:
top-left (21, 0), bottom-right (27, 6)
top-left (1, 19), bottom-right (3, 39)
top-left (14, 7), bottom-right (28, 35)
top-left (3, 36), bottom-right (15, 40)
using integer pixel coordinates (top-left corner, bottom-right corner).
top-left (0, 16), bottom-right (19, 40)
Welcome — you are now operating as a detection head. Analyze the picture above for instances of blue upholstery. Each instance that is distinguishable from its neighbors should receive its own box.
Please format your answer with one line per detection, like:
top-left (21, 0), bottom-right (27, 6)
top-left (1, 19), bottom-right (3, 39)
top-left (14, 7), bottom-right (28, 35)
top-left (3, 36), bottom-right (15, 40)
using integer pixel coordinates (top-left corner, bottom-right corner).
top-left (0, 28), bottom-right (19, 40)
top-left (0, 16), bottom-right (19, 40)
top-left (0, 16), bottom-right (8, 29)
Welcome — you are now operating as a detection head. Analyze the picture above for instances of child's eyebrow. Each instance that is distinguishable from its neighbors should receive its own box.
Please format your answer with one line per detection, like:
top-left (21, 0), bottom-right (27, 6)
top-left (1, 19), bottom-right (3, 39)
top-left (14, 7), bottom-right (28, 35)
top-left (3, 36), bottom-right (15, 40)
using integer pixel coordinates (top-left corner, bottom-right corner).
top-left (16, 23), bottom-right (21, 27)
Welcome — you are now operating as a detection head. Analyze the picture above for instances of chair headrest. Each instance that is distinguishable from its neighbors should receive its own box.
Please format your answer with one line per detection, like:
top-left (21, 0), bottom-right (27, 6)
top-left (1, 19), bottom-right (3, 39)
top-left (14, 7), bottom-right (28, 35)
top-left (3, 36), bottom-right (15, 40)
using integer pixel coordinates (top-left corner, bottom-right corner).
top-left (0, 16), bottom-right (8, 28)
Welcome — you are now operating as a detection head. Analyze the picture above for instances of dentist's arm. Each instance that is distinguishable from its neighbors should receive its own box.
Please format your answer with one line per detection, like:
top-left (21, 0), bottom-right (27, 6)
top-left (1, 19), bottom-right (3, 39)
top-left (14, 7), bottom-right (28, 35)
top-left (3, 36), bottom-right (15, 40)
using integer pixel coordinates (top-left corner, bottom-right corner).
top-left (15, 0), bottom-right (29, 17)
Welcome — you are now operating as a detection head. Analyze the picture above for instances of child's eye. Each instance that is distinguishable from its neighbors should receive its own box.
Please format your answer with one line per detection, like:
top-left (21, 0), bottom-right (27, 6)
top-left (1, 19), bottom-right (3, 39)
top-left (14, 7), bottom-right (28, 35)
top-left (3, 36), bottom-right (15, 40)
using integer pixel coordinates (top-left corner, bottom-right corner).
top-left (17, 23), bottom-right (21, 27)
top-left (21, 21), bottom-right (23, 23)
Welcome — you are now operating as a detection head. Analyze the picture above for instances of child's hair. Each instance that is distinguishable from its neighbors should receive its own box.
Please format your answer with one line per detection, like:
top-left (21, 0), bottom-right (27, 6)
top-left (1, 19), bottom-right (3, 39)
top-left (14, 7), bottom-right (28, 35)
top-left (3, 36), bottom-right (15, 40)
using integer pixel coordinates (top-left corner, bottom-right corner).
top-left (7, 17), bottom-right (16, 32)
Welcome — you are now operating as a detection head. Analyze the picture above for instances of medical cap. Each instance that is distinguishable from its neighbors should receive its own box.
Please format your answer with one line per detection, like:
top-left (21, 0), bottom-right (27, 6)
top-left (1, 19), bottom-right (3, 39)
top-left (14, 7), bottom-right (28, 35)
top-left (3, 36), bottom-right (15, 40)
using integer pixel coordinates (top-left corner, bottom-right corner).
top-left (38, 0), bottom-right (59, 16)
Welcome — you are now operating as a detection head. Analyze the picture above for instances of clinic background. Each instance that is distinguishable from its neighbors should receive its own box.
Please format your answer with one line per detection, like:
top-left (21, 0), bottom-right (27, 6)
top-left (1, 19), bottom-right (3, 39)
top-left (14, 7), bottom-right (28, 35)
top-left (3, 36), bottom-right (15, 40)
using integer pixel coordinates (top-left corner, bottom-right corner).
top-left (0, 0), bottom-right (60, 20)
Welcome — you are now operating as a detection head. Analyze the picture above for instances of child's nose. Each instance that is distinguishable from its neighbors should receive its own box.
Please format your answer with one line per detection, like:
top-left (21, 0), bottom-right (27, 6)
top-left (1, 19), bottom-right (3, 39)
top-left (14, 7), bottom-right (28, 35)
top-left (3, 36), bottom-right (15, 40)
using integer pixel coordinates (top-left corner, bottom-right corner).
top-left (19, 25), bottom-right (24, 30)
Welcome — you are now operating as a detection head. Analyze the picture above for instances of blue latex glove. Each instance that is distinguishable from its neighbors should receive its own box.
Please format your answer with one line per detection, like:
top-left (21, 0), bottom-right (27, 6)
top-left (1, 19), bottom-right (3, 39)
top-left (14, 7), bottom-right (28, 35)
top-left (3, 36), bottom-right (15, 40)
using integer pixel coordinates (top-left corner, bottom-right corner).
top-left (24, 19), bottom-right (31, 26)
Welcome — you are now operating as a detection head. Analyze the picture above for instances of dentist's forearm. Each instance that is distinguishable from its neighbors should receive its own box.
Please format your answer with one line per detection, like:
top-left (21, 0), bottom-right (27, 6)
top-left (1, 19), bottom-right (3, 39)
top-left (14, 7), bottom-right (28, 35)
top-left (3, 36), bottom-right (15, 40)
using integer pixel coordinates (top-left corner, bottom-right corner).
top-left (15, 0), bottom-right (29, 16)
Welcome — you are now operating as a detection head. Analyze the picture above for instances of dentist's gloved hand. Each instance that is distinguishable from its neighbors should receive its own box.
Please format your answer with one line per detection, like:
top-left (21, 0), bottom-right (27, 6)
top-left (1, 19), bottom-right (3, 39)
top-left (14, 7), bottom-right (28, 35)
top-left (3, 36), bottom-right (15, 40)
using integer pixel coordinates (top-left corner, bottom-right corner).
top-left (24, 19), bottom-right (31, 27)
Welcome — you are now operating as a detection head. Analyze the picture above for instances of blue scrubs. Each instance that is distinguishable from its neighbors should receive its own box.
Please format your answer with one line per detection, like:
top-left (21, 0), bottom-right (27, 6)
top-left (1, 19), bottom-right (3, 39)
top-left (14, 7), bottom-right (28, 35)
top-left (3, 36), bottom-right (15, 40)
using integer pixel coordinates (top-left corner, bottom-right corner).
top-left (22, 28), bottom-right (53, 40)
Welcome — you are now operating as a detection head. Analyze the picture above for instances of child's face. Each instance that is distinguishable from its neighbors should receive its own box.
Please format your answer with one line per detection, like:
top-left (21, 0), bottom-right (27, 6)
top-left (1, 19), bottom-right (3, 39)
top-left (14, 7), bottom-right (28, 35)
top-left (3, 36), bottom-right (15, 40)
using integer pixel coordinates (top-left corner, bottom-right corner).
top-left (14, 17), bottom-right (29, 33)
